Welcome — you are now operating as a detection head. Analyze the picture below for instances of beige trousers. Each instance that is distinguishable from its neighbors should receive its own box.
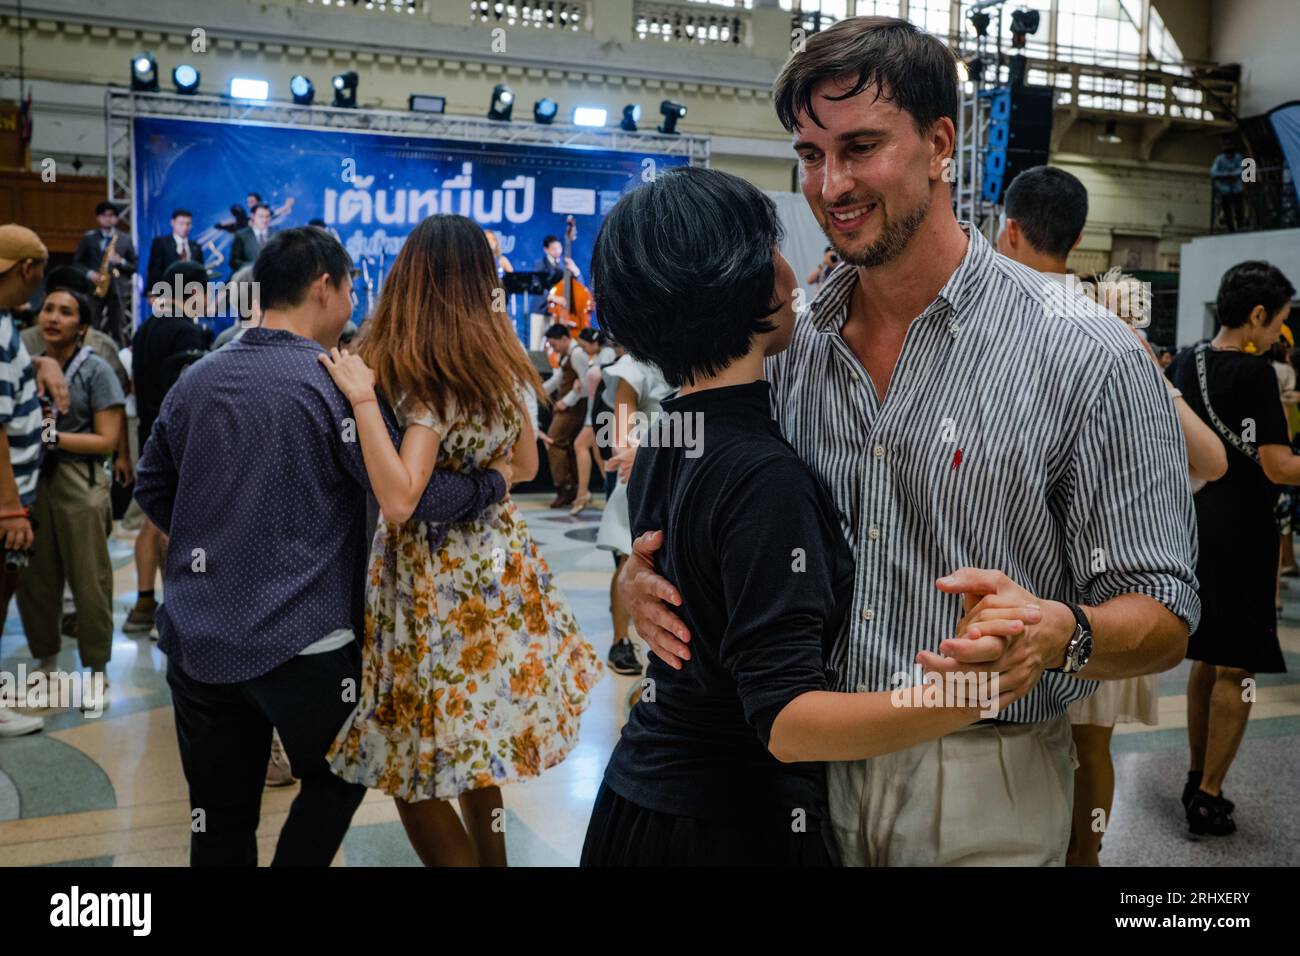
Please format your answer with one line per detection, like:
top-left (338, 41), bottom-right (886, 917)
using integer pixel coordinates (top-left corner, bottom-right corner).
top-left (827, 715), bottom-right (1077, 866)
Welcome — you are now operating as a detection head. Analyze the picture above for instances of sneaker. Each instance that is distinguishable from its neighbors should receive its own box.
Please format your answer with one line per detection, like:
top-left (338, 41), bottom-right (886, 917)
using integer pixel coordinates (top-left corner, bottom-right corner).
top-left (607, 639), bottom-right (642, 676)
top-left (265, 732), bottom-right (296, 787)
top-left (1186, 789), bottom-right (1236, 837)
top-left (0, 706), bottom-right (44, 737)
top-left (123, 596), bottom-right (157, 634)
top-left (80, 677), bottom-right (110, 714)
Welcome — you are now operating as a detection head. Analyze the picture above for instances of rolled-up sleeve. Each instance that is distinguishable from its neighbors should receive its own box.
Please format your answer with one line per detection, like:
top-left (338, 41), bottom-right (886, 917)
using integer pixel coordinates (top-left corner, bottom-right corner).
top-left (1065, 348), bottom-right (1201, 631)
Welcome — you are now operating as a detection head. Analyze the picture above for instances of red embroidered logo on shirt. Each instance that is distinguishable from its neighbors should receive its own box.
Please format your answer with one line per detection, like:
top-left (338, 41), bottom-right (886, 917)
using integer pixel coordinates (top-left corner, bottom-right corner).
top-left (951, 448), bottom-right (963, 471)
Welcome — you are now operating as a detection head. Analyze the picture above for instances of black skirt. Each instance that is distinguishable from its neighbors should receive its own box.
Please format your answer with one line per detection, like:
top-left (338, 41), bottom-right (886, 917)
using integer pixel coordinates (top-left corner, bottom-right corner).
top-left (580, 781), bottom-right (839, 867)
top-left (1189, 484), bottom-right (1287, 673)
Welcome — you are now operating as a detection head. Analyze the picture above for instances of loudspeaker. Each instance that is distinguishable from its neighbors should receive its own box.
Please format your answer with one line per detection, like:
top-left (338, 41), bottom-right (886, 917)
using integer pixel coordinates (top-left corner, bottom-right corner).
top-left (981, 84), bottom-right (1054, 204)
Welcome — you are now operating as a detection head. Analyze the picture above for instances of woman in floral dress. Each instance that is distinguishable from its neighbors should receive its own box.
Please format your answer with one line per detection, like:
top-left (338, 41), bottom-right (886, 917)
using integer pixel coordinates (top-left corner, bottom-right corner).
top-left (319, 214), bottom-right (603, 866)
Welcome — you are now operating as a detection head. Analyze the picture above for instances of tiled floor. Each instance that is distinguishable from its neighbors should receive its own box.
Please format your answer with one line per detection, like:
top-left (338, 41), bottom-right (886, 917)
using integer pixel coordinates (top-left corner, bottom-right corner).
top-left (1, 494), bottom-right (1297, 866)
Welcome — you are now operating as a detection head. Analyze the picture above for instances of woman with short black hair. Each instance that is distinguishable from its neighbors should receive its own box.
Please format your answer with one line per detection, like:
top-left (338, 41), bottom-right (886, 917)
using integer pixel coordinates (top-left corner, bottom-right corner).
top-left (580, 166), bottom-right (1037, 866)
top-left (1168, 259), bottom-right (1298, 836)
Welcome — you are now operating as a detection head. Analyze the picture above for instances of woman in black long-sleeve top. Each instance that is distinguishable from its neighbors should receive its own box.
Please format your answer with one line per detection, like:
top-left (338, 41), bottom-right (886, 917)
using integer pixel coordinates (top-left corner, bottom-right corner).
top-left (578, 166), bottom-right (1040, 866)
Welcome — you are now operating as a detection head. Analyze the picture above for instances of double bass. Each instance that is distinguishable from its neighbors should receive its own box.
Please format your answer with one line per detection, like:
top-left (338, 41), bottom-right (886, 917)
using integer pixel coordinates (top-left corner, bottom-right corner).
top-left (546, 215), bottom-right (593, 333)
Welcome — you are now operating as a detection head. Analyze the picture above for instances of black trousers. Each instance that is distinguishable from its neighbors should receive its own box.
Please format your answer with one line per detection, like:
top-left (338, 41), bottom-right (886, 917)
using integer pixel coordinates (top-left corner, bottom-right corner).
top-left (580, 781), bottom-right (839, 867)
top-left (166, 644), bottom-right (368, 866)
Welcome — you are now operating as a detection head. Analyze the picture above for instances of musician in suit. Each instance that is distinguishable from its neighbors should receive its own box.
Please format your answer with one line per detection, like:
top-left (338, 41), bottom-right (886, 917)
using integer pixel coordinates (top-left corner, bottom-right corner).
top-left (72, 201), bottom-right (137, 346)
top-left (228, 204), bottom-right (274, 274)
top-left (145, 208), bottom-right (202, 295)
top-left (534, 234), bottom-right (580, 315)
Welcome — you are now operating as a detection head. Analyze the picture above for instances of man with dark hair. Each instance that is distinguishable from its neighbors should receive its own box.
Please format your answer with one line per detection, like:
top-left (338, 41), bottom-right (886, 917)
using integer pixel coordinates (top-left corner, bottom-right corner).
top-left (145, 208), bottom-right (200, 293)
top-left (229, 203), bottom-right (273, 274)
top-left (125, 260), bottom-right (213, 639)
top-left (72, 201), bottom-right (137, 345)
top-left (134, 227), bottom-right (511, 865)
top-left (997, 165), bottom-right (1088, 270)
top-left (622, 14), bottom-right (1199, 866)
top-left (541, 322), bottom-right (588, 508)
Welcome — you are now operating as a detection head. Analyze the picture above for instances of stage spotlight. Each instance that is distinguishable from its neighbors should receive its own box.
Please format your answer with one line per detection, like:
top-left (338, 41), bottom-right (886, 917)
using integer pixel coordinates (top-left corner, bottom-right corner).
top-left (130, 53), bottom-right (159, 92)
top-left (967, 11), bottom-right (990, 37)
top-left (230, 77), bottom-right (270, 101)
top-left (332, 71), bottom-right (358, 108)
top-left (658, 100), bottom-right (686, 135)
top-left (572, 106), bottom-right (607, 128)
top-left (1097, 119), bottom-right (1122, 144)
top-left (408, 94), bottom-right (445, 114)
top-left (172, 64), bottom-right (200, 95)
top-left (290, 75), bottom-right (315, 105)
top-left (533, 97), bottom-right (558, 125)
top-left (1010, 7), bottom-right (1040, 47)
top-left (620, 103), bottom-right (642, 132)
top-left (489, 84), bottom-right (514, 121)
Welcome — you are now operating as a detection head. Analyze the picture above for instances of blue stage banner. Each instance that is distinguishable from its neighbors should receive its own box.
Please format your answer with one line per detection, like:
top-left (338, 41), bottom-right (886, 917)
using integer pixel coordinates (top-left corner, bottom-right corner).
top-left (131, 116), bottom-right (689, 337)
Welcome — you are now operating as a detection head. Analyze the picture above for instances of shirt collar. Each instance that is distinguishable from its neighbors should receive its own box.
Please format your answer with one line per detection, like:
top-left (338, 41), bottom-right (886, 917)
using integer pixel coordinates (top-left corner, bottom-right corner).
top-left (807, 222), bottom-right (994, 336)
top-left (239, 327), bottom-right (325, 352)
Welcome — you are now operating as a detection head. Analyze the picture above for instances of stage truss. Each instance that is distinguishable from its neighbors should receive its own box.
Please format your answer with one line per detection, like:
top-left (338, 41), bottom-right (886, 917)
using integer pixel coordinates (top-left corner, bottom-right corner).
top-left (105, 89), bottom-right (712, 221)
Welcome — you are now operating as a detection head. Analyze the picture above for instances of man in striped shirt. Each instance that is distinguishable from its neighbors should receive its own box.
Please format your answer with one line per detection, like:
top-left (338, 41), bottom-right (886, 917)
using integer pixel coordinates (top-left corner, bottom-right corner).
top-left (621, 17), bottom-right (1198, 865)
top-left (0, 225), bottom-right (68, 738)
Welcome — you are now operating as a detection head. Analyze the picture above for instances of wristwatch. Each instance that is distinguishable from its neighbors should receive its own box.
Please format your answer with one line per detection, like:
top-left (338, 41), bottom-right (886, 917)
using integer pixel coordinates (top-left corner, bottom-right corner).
top-left (1049, 602), bottom-right (1093, 674)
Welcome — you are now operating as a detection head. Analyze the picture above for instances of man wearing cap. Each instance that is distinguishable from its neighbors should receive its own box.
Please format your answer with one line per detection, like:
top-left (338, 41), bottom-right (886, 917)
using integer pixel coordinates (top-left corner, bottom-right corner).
top-left (72, 202), bottom-right (138, 346)
top-left (0, 224), bottom-right (74, 737)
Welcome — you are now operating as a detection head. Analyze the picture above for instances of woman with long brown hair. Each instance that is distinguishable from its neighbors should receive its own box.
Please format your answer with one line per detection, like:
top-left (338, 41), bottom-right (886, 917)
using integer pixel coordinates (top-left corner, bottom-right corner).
top-left (319, 214), bottom-right (603, 866)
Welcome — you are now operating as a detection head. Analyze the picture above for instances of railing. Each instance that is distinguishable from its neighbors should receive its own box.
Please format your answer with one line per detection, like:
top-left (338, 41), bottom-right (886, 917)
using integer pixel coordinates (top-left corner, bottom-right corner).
top-left (303, 0), bottom-right (425, 13)
top-left (969, 56), bottom-right (1237, 125)
top-left (634, 1), bottom-right (749, 47)
top-left (1210, 166), bottom-right (1300, 235)
top-left (468, 1), bottom-right (589, 30)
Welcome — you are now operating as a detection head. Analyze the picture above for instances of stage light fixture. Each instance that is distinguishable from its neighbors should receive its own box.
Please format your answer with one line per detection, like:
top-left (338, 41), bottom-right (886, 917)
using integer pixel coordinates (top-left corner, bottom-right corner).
top-left (1010, 7), bottom-right (1040, 47)
top-left (332, 71), bottom-right (358, 108)
top-left (533, 98), bottom-right (558, 125)
top-left (658, 100), bottom-right (686, 135)
top-left (489, 84), bottom-right (515, 121)
top-left (409, 94), bottom-right (446, 114)
top-left (290, 75), bottom-right (315, 105)
top-left (964, 56), bottom-right (985, 83)
top-left (967, 11), bottom-right (990, 37)
top-left (572, 106), bottom-right (607, 128)
top-left (620, 103), bottom-right (642, 132)
top-left (172, 64), bottom-right (200, 95)
top-left (230, 77), bottom-right (270, 101)
top-left (130, 53), bottom-right (159, 92)
top-left (1097, 119), bottom-right (1122, 144)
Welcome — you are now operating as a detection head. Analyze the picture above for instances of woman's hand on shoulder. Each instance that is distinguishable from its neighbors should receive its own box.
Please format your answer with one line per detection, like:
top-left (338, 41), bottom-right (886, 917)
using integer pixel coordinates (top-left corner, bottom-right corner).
top-left (317, 347), bottom-right (376, 406)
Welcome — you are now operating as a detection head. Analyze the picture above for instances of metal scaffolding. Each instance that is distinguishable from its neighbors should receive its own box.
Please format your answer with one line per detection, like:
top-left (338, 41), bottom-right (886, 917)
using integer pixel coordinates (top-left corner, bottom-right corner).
top-left (104, 89), bottom-right (712, 221)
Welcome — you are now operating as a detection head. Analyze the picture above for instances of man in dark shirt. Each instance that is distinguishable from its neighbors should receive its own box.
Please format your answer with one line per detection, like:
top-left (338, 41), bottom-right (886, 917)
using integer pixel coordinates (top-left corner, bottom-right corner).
top-left (134, 228), bottom-right (510, 866)
top-left (123, 261), bottom-right (213, 636)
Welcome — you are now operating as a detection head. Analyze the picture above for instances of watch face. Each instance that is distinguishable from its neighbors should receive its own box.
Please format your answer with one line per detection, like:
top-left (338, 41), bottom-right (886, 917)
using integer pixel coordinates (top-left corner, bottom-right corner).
top-left (1072, 632), bottom-right (1094, 671)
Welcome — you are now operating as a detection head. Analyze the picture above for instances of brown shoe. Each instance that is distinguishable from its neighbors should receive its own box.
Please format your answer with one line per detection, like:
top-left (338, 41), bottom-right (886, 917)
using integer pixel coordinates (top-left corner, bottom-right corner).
top-left (60, 613), bottom-right (78, 638)
top-left (123, 596), bottom-right (157, 634)
top-left (549, 487), bottom-right (576, 508)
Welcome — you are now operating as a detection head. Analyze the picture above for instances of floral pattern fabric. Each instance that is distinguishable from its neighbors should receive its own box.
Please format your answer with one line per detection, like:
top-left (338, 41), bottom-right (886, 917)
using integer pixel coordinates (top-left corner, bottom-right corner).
top-left (328, 396), bottom-right (603, 801)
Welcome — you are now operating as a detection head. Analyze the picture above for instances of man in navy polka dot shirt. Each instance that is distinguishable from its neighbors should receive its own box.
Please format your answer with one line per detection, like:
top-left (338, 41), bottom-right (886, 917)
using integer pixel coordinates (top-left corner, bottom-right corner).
top-left (135, 227), bottom-right (509, 866)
